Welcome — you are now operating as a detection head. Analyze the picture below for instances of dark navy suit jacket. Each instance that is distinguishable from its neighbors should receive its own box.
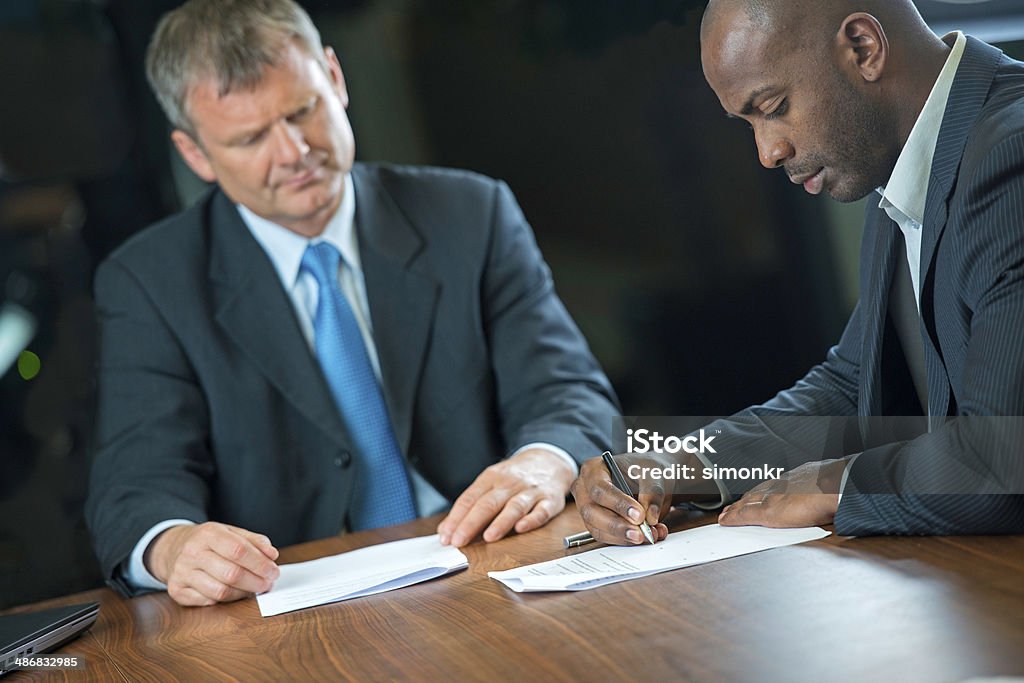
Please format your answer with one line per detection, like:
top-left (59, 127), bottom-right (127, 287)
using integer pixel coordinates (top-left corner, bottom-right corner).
top-left (85, 164), bottom-right (619, 594)
top-left (705, 37), bottom-right (1024, 535)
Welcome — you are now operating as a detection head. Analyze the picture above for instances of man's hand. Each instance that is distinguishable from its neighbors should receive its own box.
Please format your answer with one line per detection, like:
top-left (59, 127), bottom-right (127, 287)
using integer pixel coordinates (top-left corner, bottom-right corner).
top-left (438, 448), bottom-right (575, 547)
top-left (146, 522), bottom-right (280, 607)
top-left (718, 458), bottom-right (848, 528)
top-left (570, 454), bottom-right (672, 546)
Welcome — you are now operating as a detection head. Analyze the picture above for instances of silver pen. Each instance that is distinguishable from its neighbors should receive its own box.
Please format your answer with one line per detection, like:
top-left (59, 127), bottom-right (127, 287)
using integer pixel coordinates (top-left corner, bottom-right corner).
top-left (563, 531), bottom-right (596, 549)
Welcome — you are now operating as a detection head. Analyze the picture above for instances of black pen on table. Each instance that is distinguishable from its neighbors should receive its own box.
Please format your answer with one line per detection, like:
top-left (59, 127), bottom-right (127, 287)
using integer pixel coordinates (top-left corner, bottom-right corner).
top-left (564, 451), bottom-right (655, 549)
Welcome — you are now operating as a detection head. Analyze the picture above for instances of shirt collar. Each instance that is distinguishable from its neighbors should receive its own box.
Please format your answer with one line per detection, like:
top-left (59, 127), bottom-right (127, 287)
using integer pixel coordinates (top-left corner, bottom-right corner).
top-left (236, 172), bottom-right (359, 289)
top-left (877, 31), bottom-right (966, 227)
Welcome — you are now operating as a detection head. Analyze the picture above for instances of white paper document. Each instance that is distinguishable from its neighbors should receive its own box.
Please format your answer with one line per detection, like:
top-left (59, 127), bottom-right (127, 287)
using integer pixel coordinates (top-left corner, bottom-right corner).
top-left (257, 534), bottom-right (468, 617)
top-left (488, 524), bottom-right (830, 593)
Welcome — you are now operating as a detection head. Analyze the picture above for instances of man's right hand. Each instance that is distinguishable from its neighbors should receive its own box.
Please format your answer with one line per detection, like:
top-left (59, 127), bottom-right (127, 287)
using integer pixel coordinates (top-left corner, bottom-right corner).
top-left (570, 454), bottom-right (672, 546)
top-left (571, 451), bottom-right (721, 545)
top-left (145, 522), bottom-right (280, 606)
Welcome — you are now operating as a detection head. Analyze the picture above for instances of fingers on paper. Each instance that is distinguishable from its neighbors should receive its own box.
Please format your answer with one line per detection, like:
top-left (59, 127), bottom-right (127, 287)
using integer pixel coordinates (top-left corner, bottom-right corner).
top-left (202, 527), bottom-right (280, 582)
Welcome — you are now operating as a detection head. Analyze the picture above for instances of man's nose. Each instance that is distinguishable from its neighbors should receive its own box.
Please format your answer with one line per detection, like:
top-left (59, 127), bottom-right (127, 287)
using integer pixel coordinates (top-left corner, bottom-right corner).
top-left (271, 121), bottom-right (310, 165)
top-left (755, 129), bottom-right (794, 169)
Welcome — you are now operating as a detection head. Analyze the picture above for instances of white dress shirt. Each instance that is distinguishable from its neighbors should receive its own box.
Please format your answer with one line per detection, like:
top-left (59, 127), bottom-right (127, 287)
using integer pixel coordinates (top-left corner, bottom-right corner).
top-left (123, 175), bottom-right (575, 590)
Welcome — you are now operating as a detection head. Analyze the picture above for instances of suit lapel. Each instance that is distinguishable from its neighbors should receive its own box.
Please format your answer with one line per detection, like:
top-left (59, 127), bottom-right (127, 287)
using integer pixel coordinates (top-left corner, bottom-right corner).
top-left (919, 37), bottom-right (1003, 424)
top-left (920, 38), bottom-right (1002, 283)
top-left (207, 191), bottom-right (352, 450)
top-left (351, 166), bottom-right (440, 455)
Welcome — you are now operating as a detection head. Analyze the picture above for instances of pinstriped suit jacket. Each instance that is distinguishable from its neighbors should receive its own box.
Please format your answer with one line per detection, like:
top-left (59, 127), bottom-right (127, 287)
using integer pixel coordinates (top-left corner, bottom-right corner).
top-left (705, 37), bottom-right (1024, 535)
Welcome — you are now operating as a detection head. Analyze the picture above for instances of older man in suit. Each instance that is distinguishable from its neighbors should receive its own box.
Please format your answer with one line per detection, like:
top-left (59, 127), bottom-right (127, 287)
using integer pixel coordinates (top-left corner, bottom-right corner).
top-left (573, 0), bottom-right (1024, 543)
top-left (85, 0), bottom-right (618, 606)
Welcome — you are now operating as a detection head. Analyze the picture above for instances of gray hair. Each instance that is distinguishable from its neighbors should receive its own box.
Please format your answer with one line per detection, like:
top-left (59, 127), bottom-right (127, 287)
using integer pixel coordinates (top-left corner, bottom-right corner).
top-left (145, 0), bottom-right (328, 136)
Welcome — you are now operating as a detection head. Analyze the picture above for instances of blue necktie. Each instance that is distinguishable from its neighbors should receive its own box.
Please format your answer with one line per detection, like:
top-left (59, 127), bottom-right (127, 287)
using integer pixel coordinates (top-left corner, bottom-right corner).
top-left (301, 242), bottom-right (416, 530)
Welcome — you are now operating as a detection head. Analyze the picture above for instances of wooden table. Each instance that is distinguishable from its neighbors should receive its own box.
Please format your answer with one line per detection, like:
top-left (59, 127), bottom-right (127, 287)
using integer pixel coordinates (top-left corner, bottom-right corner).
top-left (5, 505), bottom-right (1024, 682)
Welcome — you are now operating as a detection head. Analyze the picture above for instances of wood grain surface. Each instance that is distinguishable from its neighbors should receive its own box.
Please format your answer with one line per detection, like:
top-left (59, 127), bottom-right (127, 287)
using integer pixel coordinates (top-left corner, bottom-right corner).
top-left (4, 505), bottom-right (1024, 682)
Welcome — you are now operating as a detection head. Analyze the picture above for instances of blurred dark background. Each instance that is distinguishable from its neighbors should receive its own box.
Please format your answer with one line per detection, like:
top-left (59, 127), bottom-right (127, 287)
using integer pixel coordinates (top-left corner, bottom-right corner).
top-left (2, 0), bottom-right (1022, 609)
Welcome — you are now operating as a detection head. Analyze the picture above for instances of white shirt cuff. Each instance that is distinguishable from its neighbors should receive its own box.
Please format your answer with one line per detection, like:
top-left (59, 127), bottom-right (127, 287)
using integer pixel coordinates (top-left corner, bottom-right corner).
top-left (123, 519), bottom-right (196, 591)
top-left (510, 442), bottom-right (579, 477)
top-left (837, 453), bottom-right (862, 506)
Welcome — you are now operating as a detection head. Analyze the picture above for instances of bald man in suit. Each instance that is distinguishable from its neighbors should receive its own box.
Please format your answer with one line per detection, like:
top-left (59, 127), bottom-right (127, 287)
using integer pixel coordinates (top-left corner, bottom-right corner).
top-left (573, 0), bottom-right (1024, 543)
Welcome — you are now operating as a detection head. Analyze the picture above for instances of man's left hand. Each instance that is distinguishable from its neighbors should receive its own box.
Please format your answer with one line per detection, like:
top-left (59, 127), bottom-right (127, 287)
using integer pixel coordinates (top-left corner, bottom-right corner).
top-left (438, 448), bottom-right (575, 547)
top-left (717, 458), bottom-right (848, 528)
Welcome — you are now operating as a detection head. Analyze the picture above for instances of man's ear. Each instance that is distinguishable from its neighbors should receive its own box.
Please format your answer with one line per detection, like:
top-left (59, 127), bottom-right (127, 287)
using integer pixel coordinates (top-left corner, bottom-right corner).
top-left (837, 13), bottom-right (888, 83)
top-left (323, 46), bottom-right (350, 108)
top-left (171, 129), bottom-right (217, 182)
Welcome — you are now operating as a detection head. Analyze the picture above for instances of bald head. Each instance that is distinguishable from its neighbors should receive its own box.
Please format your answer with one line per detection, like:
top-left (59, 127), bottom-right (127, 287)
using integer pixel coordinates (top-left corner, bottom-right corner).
top-left (698, 0), bottom-right (949, 203)
top-left (700, 0), bottom-right (935, 86)
top-left (702, 0), bottom-right (929, 41)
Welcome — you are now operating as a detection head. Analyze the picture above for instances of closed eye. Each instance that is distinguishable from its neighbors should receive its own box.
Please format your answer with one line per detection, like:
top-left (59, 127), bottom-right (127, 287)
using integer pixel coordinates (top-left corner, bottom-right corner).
top-left (764, 99), bottom-right (788, 121)
top-left (240, 129), bottom-right (269, 146)
top-left (288, 97), bottom-right (319, 123)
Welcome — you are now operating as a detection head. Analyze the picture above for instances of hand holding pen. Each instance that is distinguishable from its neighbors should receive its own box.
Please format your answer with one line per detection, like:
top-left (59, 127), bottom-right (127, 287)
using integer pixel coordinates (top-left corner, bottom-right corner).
top-left (603, 451), bottom-right (655, 544)
top-left (567, 451), bottom-right (670, 547)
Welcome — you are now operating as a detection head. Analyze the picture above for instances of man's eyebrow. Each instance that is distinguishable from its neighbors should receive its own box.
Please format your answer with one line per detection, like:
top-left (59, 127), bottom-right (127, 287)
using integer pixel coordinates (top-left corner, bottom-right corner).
top-left (726, 85), bottom-right (775, 119)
